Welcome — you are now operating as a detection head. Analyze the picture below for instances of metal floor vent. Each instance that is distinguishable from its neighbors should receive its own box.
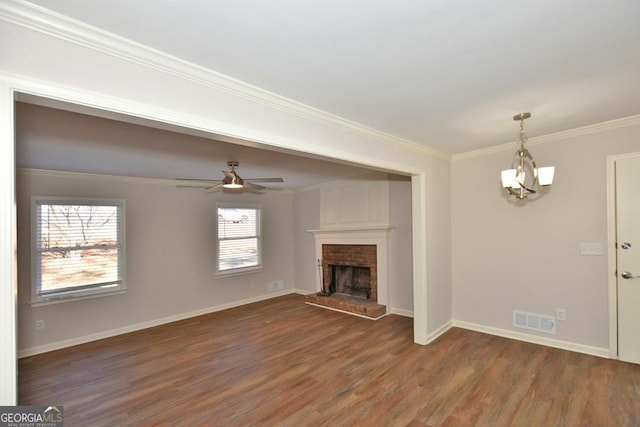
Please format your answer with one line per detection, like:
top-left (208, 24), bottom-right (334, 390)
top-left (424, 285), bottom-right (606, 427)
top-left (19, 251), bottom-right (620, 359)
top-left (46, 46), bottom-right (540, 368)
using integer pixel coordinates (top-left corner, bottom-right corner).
top-left (513, 310), bottom-right (556, 334)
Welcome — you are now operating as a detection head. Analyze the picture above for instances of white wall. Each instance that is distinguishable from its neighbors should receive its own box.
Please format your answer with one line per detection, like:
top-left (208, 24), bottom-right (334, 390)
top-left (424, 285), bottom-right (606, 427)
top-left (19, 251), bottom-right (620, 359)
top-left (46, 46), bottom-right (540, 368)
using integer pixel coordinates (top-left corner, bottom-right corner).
top-left (16, 170), bottom-right (295, 354)
top-left (452, 122), bottom-right (640, 352)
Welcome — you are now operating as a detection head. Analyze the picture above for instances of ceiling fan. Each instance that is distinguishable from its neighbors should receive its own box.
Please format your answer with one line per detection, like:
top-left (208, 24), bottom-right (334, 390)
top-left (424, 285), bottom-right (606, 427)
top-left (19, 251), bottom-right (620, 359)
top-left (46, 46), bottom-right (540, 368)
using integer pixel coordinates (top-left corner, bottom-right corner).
top-left (176, 161), bottom-right (284, 192)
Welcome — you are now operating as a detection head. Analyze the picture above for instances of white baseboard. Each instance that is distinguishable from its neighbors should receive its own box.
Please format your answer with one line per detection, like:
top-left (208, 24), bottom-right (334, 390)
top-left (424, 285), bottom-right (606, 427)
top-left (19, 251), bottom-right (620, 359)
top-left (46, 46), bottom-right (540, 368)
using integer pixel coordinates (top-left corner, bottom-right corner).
top-left (453, 320), bottom-right (611, 359)
top-left (390, 308), bottom-right (414, 318)
top-left (19, 289), bottom-right (296, 358)
top-left (427, 320), bottom-right (453, 343)
top-left (21, 296), bottom-right (611, 360)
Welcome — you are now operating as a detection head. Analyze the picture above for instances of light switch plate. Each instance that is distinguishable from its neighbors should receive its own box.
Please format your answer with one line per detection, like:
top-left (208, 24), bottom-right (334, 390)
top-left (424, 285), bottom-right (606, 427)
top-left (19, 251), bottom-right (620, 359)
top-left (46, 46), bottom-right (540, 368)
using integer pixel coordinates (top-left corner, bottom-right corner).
top-left (581, 243), bottom-right (603, 255)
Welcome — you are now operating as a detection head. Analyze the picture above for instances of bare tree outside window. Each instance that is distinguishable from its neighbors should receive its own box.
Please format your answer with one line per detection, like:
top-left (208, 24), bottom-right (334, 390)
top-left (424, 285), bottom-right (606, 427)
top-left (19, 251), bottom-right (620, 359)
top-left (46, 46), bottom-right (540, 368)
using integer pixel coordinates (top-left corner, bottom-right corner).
top-left (32, 198), bottom-right (125, 303)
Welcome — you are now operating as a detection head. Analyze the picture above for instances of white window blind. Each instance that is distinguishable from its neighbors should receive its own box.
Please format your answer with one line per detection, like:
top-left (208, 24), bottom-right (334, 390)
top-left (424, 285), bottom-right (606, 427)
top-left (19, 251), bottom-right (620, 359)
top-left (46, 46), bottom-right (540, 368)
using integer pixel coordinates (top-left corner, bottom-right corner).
top-left (217, 205), bottom-right (261, 274)
top-left (32, 197), bottom-right (125, 304)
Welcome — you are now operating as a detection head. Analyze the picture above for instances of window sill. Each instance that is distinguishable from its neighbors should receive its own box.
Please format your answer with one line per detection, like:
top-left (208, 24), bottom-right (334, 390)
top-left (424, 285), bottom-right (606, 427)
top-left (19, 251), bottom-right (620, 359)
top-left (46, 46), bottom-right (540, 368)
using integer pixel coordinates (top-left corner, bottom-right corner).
top-left (30, 288), bottom-right (127, 307)
top-left (215, 266), bottom-right (263, 278)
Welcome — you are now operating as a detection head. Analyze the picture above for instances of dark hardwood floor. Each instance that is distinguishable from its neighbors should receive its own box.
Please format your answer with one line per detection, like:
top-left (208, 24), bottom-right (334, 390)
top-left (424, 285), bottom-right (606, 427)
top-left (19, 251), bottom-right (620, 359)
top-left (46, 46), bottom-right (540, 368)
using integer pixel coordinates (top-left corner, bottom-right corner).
top-left (19, 294), bottom-right (640, 426)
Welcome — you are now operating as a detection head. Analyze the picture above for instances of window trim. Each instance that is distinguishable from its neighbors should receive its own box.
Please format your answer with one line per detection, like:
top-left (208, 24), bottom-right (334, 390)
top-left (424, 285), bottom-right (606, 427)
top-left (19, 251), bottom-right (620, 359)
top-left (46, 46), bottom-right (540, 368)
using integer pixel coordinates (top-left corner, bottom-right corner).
top-left (216, 203), bottom-right (262, 276)
top-left (31, 196), bottom-right (126, 306)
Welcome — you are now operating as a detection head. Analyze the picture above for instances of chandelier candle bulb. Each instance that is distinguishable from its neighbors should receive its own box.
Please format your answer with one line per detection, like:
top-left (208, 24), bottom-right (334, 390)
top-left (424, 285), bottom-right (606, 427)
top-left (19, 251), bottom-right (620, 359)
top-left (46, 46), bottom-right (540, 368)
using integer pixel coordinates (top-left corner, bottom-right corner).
top-left (538, 166), bottom-right (555, 186)
top-left (501, 169), bottom-right (518, 189)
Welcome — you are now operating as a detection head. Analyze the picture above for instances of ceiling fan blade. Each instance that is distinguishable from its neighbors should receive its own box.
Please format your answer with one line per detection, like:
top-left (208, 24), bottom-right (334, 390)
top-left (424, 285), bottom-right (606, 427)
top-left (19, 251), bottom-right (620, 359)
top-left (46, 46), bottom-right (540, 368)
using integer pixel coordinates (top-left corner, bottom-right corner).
top-left (244, 182), bottom-right (266, 190)
top-left (242, 187), bottom-right (263, 194)
top-left (175, 178), bottom-right (220, 183)
top-left (244, 177), bottom-right (284, 183)
top-left (177, 182), bottom-right (223, 191)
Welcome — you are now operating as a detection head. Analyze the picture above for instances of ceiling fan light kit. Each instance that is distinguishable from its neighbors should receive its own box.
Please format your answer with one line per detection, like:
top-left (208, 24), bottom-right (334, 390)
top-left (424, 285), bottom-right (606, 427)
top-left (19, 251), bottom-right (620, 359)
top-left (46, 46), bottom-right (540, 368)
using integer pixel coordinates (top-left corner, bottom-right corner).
top-left (222, 161), bottom-right (244, 188)
top-left (500, 113), bottom-right (555, 200)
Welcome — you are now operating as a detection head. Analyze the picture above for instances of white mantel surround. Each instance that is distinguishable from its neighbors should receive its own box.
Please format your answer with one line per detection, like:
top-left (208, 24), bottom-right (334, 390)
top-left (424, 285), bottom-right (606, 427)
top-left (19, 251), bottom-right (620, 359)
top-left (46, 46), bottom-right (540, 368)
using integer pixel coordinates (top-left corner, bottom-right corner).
top-left (309, 226), bottom-right (392, 311)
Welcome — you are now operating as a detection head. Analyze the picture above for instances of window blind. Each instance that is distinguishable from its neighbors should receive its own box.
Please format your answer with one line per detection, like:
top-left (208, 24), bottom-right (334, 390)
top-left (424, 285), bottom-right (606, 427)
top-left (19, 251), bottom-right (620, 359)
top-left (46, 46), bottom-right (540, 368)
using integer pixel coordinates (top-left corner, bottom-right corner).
top-left (217, 206), bottom-right (261, 272)
top-left (34, 198), bottom-right (124, 301)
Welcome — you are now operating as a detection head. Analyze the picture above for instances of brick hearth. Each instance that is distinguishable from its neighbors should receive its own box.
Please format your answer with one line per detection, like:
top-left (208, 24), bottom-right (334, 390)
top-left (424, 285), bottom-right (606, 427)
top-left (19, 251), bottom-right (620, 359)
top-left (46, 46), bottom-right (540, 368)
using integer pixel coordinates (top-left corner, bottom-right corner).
top-left (309, 227), bottom-right (391, 318)
top-left (304, 243), bottom-right (386, 318)
top-left (305, 293), bottom-right (386, 319)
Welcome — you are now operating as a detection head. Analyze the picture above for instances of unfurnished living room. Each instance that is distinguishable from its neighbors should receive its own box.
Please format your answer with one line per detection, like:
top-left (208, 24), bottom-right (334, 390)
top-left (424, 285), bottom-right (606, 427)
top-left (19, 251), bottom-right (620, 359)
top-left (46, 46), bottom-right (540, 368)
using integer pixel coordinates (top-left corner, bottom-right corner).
top-left (1, 1), bottom-right (640, 426)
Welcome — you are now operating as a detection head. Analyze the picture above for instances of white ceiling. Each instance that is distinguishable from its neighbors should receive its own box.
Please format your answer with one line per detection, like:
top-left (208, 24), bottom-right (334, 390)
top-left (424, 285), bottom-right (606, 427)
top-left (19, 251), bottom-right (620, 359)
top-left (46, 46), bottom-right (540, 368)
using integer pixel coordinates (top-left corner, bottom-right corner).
top-left (22, 0), bottom-right (640, 155)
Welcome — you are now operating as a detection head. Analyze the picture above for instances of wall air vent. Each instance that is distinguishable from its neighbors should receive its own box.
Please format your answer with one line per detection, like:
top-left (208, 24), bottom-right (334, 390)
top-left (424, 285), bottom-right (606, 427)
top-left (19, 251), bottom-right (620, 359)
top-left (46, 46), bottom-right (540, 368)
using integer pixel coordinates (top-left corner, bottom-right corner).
top-left (513, 310), bottom-right (556, 334)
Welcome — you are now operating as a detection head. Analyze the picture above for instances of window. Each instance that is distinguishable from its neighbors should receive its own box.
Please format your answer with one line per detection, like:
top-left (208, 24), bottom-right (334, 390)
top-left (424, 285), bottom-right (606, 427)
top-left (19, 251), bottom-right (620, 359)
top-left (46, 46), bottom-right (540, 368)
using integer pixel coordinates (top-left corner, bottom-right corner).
top-left (217, 204), bottom-right (261, 274)
top-left (32, 197), bottom-right (125, 304)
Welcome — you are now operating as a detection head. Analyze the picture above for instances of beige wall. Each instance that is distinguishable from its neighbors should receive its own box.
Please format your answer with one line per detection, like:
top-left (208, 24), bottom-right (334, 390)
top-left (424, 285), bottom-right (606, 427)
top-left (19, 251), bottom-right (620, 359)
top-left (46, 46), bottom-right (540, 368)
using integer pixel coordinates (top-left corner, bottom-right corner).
top-left (424, 157), bottom-right (452, 335)
top-left (388, 174), bottom-right (414, 315)
top-left (16, 170), bottom-right (295, 354)
top-left (452, 122), bottom-right (640, 350)
top-left (293, 187), bottom-right (321, 294)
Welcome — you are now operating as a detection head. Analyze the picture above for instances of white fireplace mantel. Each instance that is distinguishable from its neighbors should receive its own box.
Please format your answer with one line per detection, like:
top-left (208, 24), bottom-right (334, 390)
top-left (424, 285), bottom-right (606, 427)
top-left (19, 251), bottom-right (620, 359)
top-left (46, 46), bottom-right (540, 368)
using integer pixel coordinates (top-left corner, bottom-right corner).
top-left (308, 225), bottom-right (392, 237)
top-left (308, 226), bottom-right (392, 311)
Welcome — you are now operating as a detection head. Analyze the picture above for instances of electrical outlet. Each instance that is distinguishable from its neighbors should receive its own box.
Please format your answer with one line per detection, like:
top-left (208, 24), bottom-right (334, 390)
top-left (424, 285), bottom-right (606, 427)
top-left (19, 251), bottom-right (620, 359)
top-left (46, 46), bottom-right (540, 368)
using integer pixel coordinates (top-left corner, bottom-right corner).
top-left (35, 320), bottom-right (45, 330)
top-left (556, 309), bottom-right (566, 321)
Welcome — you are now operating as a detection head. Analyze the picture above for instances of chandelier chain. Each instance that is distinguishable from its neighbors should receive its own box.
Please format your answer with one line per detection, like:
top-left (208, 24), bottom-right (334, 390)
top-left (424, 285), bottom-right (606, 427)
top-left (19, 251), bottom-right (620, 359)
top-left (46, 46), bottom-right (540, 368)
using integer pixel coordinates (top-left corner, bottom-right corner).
top-left (518, 116), bottom-right (528, 148)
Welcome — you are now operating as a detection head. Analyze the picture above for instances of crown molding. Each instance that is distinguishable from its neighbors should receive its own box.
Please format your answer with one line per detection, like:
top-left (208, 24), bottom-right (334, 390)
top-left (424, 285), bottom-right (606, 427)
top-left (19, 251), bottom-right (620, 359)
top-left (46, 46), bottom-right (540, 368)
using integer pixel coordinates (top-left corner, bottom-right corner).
top-left (452, 114), bottom-right (640, 162)
top-left (0, 0), bottom-right (450, 161)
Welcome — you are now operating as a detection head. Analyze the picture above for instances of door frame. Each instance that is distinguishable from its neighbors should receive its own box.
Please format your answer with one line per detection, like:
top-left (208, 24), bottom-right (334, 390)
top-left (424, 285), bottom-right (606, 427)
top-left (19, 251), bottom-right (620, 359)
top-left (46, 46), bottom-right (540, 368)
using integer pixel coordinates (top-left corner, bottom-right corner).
top-left (607, 151), bottom-right (640, 359)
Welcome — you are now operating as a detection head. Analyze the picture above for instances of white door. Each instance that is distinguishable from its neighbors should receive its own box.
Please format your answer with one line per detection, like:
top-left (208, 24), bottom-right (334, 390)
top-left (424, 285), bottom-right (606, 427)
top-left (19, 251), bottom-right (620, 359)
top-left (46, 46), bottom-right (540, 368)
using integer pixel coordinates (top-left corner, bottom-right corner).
top-left (616, 155), bottom-right (640, 364)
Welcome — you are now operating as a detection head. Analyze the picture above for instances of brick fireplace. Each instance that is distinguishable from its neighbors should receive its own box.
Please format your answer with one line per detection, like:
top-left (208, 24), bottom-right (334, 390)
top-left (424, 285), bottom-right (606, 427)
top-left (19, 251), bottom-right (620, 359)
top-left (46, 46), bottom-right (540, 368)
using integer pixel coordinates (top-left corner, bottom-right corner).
top-left (322, 244), bottom-right (377, 301)
top-left (307, 227), bottom-right (391, 318)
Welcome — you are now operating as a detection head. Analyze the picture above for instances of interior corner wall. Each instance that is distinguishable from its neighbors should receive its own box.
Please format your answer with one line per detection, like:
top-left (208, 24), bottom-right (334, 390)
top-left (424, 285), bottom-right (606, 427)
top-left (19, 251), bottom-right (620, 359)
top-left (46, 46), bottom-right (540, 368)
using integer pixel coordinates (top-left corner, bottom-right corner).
top-left (388, 175), bottom-right (414, 314)
top-left (293, 187), bottom-right (321, 294)
top-left (424, 157), bottom-right (453, 336)
top-left (451, 123), bottom-right (640, 350)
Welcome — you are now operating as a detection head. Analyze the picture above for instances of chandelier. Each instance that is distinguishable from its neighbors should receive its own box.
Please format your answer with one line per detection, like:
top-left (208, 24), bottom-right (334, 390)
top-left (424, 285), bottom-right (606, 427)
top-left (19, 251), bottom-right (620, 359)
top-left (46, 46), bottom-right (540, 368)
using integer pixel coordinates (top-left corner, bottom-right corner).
top-left (500, 113), bottom-right (554, 200)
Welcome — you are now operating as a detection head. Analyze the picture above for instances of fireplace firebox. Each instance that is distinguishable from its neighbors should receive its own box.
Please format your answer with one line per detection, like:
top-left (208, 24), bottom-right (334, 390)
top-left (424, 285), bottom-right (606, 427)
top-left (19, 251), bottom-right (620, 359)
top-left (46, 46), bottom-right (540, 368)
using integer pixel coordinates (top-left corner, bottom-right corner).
top-left (330, 265), bottom-right (371, 299)
top-left (321, 244), bottom-right (377, 302)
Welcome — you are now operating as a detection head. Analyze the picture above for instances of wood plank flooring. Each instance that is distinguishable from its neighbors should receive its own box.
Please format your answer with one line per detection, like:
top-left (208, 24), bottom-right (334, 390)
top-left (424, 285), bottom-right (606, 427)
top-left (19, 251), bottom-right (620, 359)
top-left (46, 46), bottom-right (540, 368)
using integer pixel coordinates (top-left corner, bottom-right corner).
top-left (19, 294), bottom-right (640, 426)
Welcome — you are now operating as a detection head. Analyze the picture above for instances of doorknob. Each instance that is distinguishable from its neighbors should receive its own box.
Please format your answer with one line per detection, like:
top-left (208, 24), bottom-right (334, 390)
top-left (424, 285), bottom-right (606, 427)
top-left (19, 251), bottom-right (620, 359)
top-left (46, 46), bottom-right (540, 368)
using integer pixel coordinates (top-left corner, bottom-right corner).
top-left (621, 271), bottom-right (640, 279)
top-left (621, 242), bottom-right (632, 250)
